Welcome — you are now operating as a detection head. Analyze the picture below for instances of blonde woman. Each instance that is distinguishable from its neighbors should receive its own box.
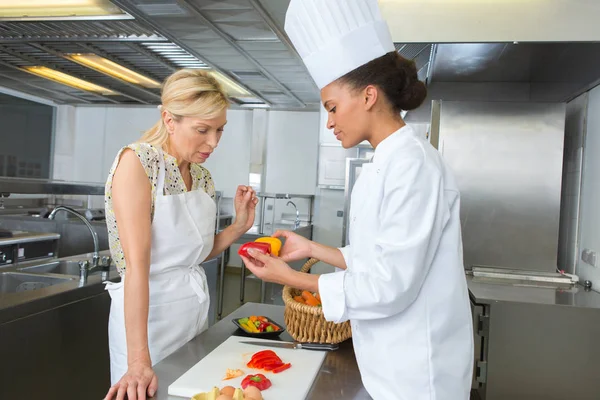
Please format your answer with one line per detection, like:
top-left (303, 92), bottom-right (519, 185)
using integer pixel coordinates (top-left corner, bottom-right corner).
top-left (103, 69), bottom-right (258, 400)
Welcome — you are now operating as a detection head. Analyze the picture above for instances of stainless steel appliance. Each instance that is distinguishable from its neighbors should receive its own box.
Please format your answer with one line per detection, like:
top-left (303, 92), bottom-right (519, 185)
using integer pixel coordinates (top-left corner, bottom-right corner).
top-left (430, 100), bottom-right (566, 273)
top-left (0, 230), bottom-right (60, 267)
top-left (429, 100), bottom-right (600, 400)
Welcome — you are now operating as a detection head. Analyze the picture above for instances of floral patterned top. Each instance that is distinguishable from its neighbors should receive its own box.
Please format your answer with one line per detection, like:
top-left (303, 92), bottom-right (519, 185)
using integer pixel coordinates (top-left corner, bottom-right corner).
top-left (104, 143), bottom-right (215, 274)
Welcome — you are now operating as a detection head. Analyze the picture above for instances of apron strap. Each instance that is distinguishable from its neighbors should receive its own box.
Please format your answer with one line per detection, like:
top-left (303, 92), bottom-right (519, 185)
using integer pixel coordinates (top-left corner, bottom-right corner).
top-left (188, 265), bottom-right (208, 304)
top-left (106, 266), bottom-right (207, 304)
top-left (149, 265), bottom-right (208, 304)
top-left (156, 148), bottom-right (167, 196)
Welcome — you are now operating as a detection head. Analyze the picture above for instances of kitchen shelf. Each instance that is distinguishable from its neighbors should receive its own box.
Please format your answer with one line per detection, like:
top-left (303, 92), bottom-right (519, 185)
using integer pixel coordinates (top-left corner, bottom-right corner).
top-left (0, 178), bottom-right (104, 196)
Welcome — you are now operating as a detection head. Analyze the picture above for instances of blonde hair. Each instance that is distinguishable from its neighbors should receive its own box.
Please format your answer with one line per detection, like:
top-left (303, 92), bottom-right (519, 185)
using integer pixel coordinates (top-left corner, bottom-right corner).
top-left (139, 69), bottom-right (230, 147)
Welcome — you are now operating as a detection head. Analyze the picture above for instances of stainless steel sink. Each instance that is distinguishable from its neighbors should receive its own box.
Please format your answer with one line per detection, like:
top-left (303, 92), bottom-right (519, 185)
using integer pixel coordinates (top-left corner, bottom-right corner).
top-left (0, 272), bottom-right (74, 294)
top-left (19, 260), bottom-right (88, 276)
top-left (19, 260), bottom-right (116, 276)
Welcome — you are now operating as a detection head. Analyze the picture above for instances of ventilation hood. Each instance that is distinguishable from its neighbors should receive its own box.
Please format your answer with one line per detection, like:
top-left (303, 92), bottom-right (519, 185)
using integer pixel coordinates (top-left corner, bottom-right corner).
top-left (0, 0), bottom-right (597, 110)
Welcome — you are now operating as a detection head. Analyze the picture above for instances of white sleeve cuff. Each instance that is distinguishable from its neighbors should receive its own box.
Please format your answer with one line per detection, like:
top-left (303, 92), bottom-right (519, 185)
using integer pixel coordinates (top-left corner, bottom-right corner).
top-left (336, 246), bottom-right (351, 272)
top-left (318, 271), bottom-right (348, 323)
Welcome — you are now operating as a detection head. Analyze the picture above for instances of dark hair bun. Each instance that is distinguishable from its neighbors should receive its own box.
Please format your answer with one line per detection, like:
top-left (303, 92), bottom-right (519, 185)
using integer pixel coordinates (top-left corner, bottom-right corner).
top-left (397, 80), bottom-right (427, 111)
top-left (339, 51), bottom-right (428, 114)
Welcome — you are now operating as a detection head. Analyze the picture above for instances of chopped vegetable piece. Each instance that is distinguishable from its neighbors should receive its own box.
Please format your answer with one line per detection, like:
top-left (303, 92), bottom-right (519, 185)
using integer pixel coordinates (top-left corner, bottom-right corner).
top-left (251, 350), bottom-right (277, 360)
top-left (262, 362), bottom-right (285, 371)
top-left (257, 321), bottom-right (270, 332)
top-left (223, 368), bottom-right (244, 380)
top-left (302, 290), bottom-right (321, 306)
top-left (242, 321), bottom-right (259, 333)
top-left (249, 355), bottom-right (282, 369)
top-left (273, 363), bottom-right (292, 373)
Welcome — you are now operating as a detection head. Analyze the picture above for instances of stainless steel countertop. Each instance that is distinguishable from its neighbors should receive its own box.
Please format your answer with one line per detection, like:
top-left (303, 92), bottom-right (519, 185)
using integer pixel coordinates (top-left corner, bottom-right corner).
top-left (236, 224), bottom-right (313, 242)
top-left (0, 249), bottom-right (119, 323)
top-left (154, 302), bottom-right (370, 400)
top-left (467, 275), bottom-right (600, 308)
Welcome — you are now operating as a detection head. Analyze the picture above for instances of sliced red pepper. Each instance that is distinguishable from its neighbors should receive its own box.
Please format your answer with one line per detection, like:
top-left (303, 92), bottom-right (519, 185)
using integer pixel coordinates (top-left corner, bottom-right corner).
top-left (248, 356), bottom-right (281, 369)
top-left (262, 362), bottom-right (285, 371)
top-left (253, 357), bottom-right (282, 369)
top-left (250, 350), bottom-right (277, 360)
top-left (238, 242), bottom-right (271, 258)
top-left (252, 353), bottom-right (282, 363)
top-left (272, 363), bottom-right (292, 373)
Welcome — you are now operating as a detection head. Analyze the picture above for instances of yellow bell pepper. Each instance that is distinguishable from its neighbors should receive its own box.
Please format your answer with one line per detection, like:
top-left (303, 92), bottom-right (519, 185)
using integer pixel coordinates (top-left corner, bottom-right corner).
top-left (255, 237), bottom-right (282, 257)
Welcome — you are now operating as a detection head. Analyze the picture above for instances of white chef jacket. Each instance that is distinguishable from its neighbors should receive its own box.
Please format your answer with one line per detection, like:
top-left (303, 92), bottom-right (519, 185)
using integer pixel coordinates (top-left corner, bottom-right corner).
top-left (319, 125), bottom-right (473, 400)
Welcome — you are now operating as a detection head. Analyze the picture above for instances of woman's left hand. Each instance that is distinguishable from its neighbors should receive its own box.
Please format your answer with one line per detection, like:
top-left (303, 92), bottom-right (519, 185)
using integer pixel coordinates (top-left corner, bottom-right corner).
top-left (240, 249), bottom-right (295, 286)
top-left (232, 185), bottom-right (258, 232)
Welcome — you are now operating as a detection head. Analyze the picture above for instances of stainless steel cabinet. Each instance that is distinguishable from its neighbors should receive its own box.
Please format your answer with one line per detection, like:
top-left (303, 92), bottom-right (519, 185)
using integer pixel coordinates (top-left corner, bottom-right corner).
top-left (469, 278), bottom-right (600, 400)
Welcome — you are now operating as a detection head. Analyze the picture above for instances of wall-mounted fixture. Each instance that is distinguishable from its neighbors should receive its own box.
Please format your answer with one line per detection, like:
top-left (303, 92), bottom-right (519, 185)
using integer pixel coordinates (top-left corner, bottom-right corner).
top-left (64, 53), bottom-right (161, 88)
top-left (21, 66), bottom-right (116, 95)
top-left (209, 70), bottom-right (252, 98)
top-left (0, 0), bottom-right (131, 21)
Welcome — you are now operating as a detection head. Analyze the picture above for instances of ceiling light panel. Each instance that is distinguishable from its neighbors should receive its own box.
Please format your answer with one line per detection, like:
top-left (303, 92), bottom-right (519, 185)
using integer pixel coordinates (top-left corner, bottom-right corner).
top-left (64, 53), bottom-right (161, 88)
top-left (21, 66), bottom-right (116, 95)
top-left (0, 0), bottom-right (130, 20)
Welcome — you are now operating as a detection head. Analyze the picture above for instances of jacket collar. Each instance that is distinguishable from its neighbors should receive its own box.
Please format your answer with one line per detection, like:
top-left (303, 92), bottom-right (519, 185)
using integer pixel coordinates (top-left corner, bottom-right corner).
top-left (372, 125), bottom-right (414, 165)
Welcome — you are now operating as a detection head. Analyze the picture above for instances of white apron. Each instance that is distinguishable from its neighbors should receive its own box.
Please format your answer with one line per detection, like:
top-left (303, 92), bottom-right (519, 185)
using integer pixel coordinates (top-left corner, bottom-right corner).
top-left (105, 151), bottom-right (216, 384)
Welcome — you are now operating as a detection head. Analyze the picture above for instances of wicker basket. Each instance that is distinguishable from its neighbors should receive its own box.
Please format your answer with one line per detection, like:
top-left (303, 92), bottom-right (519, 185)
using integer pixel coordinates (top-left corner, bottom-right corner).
top-left (282, 258), bottom-right (352, 344)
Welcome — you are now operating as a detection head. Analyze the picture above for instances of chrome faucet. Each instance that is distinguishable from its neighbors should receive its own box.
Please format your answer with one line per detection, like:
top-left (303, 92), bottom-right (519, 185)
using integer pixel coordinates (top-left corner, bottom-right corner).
top-left (77, 256), bottom-right (112, 284)
top-left (286, 201), bottom-right (300, 229)
top-left (48, 206), bottom-right (100, 268)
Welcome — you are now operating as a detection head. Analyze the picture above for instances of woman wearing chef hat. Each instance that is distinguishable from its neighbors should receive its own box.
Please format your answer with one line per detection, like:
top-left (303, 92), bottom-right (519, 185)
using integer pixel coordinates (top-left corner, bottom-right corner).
top-left (240, 1), bottom-right (473, 399)
top-left (104, 69), bottom-right (258, 400)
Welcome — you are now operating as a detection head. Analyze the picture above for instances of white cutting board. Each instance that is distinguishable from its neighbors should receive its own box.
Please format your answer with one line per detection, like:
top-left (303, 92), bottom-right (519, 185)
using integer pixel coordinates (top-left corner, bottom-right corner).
top-left (168, 336), bottom-right (327, 399)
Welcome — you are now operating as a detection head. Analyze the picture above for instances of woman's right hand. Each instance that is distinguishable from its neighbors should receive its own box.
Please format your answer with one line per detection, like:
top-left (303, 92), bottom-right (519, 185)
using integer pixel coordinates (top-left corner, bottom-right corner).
top-left (272, 230), bottom-right (313, 262)
top-left (104, 361), bottom-right (158, 400)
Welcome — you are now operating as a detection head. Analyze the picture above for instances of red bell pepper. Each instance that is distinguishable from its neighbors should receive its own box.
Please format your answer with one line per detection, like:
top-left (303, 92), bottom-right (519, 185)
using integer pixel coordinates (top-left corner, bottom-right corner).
top-left (273, 363), bottom-right (292, 373)
top-left (238, 242), bottom-right (271, 258)
top-left (241, 374), bottom-right (272, 391)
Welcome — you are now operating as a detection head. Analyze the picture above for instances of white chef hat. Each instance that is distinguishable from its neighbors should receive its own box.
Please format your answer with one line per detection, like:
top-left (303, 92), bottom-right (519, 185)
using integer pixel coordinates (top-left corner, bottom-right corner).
top-left (284, 0), bottom-right (395, 90)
